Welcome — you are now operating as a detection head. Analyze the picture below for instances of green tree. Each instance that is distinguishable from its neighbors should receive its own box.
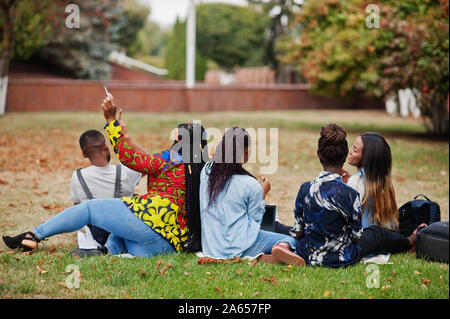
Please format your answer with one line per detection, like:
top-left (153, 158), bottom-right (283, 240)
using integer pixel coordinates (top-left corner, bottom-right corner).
top-left (248, 0), bottom-right (304, 82)
top-left (195, 3), bottom-right (270, 69)
top-left (0, 0), bottom-right (68, 114)
top-left (281, 0), bottom-right (449, 135)
top-left (0, 0), bottom-right (63, 62)
top-left (36, 0), bottom-right (123, 80)
top-left (130, 20), bottom-right (168, 58)
top-left (115, 0), bottom-right (150, 57)
top-left (164, 18), bottom-right (207, 81)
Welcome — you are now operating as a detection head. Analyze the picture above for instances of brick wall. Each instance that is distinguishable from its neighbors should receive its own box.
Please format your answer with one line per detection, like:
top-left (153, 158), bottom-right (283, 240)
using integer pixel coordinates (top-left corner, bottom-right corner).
top-left (5, 79), bottom-right (384, 112)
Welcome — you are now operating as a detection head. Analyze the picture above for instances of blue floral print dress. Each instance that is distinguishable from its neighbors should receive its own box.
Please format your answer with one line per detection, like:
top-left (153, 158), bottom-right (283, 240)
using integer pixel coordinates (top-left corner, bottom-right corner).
top-left (291, 171), bottom-right (363, 268)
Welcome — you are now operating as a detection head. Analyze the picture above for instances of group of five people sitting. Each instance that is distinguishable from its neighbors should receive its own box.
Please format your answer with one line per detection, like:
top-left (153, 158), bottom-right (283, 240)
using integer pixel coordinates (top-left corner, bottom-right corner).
top-left (3, 94), bottom-right (424, 268)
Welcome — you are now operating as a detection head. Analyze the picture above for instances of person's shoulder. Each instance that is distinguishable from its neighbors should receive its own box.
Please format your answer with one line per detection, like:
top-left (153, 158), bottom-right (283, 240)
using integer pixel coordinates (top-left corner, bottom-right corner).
top-left (70, 169), bottom-right (80, 187)
top-left (347, 170), bottom-right (364, 194)
top-left (335, 179), bottom-right (360, 202)
top-left (71, 166), bottom-right (90, 180)
top-left (71, 169), bottom-right (78, 179)
top-left (120, 163), bottom-right (140, 175)
top-left (120, 164), bottom-right (142, 183)
top-left (298, 181), bottom-right (311, 192)
top-left (233, 174), bottom-right (262, 193)
top-left (348, 170), bottom-right (362, 183)
top-left (300, 180), bottom-right (311, 188)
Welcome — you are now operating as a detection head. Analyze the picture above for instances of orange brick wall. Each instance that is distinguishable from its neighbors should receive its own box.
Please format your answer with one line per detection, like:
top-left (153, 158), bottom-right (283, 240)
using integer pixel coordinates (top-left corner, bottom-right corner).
top-left (5, 80), bottom-right (384, 112)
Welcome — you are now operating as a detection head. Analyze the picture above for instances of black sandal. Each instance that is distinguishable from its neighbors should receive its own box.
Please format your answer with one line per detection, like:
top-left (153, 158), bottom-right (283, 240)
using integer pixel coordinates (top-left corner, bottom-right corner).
top-left (2, 231), bottom-right (41, 252)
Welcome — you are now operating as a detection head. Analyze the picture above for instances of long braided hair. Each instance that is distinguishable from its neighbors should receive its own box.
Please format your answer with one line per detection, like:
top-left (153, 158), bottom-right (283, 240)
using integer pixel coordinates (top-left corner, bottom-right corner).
top-left (172, 123), bottom-right (209, 252)
top-left (207, 127), bottom-right (255, 208)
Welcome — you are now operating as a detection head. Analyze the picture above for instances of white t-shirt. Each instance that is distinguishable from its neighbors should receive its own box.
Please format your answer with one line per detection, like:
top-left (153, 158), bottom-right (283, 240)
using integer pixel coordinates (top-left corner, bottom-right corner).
top-left (70, 164), bottom-right (142, 204)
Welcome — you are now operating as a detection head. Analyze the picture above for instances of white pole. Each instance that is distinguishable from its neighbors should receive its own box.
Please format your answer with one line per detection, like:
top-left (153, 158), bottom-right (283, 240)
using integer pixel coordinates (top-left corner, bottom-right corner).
top-left (0, 76), bottom-right (8, 115)
top-left (186, 0), bottom-right (196, 88)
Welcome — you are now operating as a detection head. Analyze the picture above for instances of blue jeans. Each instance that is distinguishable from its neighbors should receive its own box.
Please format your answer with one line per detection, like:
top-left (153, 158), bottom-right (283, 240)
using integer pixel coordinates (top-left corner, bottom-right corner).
top-left (32, 198), bottom-right (175, 258)
top-left (241, 229), bottom-right (297, 258)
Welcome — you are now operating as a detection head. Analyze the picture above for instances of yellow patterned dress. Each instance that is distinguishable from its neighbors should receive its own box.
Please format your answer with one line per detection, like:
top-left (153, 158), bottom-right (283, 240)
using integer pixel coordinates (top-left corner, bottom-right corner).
top-left (104, 120), bottom-right (188, 251)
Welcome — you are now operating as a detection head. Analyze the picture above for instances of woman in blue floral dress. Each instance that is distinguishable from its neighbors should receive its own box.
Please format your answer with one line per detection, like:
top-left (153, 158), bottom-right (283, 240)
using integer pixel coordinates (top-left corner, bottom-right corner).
top-left (290, 124), bottom-right (363, 268)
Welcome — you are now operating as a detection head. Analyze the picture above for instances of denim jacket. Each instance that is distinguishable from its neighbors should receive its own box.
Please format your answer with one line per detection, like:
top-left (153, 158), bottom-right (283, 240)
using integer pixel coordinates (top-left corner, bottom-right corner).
top-left (199, 162), bottom-right (265, 259)
top-left (347, 168), bottom-right (373, 229)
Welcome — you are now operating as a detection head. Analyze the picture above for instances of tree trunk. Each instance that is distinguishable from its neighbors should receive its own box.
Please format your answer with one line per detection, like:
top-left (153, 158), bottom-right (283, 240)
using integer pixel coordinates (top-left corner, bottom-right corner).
top-left (429, 95), bottom-right (449, 136)
top-left (0, 0), bottom-right (17, 115)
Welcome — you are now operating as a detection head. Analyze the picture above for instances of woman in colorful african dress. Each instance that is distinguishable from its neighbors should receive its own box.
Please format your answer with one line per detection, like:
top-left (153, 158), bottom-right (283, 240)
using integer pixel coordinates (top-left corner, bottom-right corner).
top-left (3, 94), bottom-right (207, 257)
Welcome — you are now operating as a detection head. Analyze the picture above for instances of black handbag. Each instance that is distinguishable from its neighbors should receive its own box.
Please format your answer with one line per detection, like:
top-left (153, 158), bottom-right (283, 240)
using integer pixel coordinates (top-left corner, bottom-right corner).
top-left (261, 205), bottom-right (276, 232)
top-left (398, 194), bottom-right (441, 237)
top-left (416, 221), bottom-right (449, 264)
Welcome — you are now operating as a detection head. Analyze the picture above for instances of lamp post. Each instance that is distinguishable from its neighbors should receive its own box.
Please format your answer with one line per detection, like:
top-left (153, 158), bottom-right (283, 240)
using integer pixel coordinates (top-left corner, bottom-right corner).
top-left (186, 0), bottom-right (196, 88)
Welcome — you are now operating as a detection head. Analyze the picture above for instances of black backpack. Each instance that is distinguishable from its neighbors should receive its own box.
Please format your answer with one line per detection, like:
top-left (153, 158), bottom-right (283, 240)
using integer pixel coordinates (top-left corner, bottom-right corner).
top-left (416, 221), bottom-right (449, 264)
top-left (398, 194), bottom-right (441, 237)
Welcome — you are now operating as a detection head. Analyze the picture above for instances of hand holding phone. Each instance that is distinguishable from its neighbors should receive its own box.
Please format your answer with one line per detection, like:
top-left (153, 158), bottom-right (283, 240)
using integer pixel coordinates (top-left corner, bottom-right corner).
top-left (101, 86), bottom-right (117, 123)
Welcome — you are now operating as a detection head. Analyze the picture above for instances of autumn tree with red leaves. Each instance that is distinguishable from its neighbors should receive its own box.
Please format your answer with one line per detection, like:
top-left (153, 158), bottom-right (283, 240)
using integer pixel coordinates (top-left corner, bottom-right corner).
top-left (280, 0), bottom-right (449, 136)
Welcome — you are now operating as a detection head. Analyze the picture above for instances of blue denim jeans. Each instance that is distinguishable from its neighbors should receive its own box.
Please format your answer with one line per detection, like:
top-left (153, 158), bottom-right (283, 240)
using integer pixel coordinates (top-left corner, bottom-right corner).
top-left (240, 229), bottom-right (297, 258)
top-left (32, 198), bottom-right (175, 258)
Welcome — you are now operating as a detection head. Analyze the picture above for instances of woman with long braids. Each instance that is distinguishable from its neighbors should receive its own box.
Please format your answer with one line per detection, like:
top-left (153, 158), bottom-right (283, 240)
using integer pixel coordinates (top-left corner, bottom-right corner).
top-left (347, 132), bottom-right (425, 256)
top-left (3, 94), bottom-right (208, 257)
top-left (290, 124), bottom-right (363, 268)
top-left (199, 127), bottom-right (305, 266)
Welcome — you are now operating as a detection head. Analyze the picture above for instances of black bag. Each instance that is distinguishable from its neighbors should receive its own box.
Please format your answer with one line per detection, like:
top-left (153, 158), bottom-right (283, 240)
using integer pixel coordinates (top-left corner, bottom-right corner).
top-left (416, 221), bottom-right (449, 264)
top-left (261, 205), bottom-right (276, 232)
top-left (398, 194), bottom-right (440, 237)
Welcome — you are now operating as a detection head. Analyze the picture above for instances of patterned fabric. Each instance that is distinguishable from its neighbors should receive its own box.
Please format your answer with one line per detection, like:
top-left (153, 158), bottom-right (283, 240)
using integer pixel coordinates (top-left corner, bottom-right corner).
top-left (292, 171), bottom-right (363, 268)
top-left (104, 120), bottom-right (188, 251)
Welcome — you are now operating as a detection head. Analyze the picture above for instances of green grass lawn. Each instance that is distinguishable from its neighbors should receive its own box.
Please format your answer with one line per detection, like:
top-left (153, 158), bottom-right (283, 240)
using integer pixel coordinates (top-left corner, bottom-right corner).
top-left (0, 247), bottom-right (448, 299)
top-left (0, 110), bottom-right (448, 299)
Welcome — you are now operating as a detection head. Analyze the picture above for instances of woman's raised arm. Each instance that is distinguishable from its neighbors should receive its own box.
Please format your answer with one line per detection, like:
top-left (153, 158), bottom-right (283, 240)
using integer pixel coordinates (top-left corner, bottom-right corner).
top-left (101, 94), bottom-right (163, 176)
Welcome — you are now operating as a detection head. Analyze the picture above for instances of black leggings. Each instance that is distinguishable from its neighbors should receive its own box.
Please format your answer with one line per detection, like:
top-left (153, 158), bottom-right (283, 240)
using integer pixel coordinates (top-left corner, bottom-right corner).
top-left (274, 221), bottom-right (293, 235)
top-left (274, 222), bottom-right (411, 258)
top-left (359, 225), bottom-right (410, 257)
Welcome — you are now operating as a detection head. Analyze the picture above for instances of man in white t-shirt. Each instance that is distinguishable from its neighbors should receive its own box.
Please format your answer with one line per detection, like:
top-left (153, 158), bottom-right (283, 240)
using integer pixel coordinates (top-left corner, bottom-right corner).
top-left (69, 129), bottom-right (142, 246)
